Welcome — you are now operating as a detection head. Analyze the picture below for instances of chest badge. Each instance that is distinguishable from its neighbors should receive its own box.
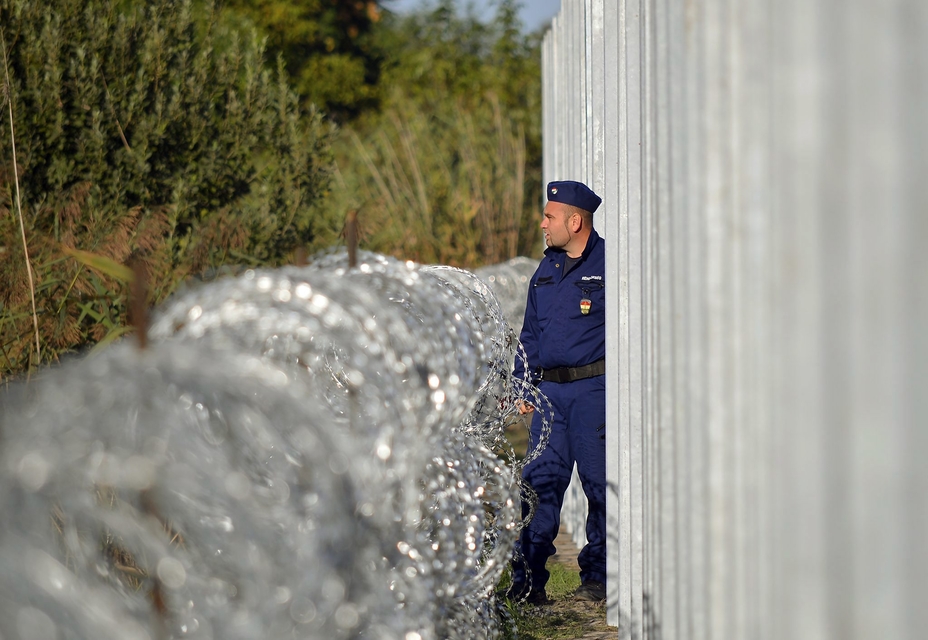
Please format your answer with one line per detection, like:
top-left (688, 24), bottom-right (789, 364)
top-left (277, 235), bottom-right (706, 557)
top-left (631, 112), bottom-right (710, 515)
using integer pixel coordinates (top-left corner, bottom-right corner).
top-left (580, 298), bottom-right (592, 315)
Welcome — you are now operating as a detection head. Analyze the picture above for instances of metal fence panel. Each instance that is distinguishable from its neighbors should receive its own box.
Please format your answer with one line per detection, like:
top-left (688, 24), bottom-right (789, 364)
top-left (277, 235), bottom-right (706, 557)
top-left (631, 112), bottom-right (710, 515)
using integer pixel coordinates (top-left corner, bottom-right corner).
top-left (543, 0), bottom-right (927, 636)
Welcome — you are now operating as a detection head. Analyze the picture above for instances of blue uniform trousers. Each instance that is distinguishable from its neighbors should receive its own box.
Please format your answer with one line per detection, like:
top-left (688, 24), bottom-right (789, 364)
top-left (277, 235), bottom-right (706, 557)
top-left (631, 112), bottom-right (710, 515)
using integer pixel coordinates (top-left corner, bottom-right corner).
top-left (514, 374), bottom-right (607, 590)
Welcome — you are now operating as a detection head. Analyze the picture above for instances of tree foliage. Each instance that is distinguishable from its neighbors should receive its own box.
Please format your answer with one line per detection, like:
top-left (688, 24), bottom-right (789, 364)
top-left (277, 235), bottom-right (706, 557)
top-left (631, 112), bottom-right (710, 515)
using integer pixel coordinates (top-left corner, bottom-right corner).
top-left (323, 0), bottom-right (544, 268)
top-left (218, 0), bottom-right (386, 121)
top-left (0, 0), bottom-right (333, 376)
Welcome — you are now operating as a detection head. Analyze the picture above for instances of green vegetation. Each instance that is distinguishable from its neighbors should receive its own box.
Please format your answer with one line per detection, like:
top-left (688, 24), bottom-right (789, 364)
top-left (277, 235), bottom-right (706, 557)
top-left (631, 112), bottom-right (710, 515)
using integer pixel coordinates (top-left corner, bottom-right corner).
top-left (1, 0), bottom-right (332, 375)
top-left (321, 0), bottom-right (544, 266)
top-left (1, 0), bottom-right (543, 377)
top-left (217, 0), bottom-right (385, 121)
top-left (499, 562), bottom-right (614, 640)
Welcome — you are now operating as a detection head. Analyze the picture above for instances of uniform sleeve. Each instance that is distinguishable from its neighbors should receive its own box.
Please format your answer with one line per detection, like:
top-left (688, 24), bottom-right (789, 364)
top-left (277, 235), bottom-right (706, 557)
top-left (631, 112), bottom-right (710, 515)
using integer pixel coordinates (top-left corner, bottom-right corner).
top-left (513, 277), bottom-right (541, 389)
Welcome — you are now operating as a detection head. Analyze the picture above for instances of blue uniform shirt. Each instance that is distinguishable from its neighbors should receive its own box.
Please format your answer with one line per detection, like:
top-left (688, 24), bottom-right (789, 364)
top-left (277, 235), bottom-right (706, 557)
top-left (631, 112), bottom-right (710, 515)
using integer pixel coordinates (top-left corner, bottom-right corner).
top-left (515, 229), bottom-right (606, 384)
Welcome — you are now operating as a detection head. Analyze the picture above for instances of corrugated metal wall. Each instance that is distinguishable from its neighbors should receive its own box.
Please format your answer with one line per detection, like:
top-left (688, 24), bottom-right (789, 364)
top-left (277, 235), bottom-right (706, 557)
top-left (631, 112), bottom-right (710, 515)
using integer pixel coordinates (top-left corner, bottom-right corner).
top-left (543, 0), bottom-right (927, 637)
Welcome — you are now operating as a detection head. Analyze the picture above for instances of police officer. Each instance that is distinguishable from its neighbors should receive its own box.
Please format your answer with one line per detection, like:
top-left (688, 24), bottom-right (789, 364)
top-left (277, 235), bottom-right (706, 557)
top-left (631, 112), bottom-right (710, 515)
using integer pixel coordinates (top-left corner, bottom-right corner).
top-left (510, 180), bottom-right (606, 604)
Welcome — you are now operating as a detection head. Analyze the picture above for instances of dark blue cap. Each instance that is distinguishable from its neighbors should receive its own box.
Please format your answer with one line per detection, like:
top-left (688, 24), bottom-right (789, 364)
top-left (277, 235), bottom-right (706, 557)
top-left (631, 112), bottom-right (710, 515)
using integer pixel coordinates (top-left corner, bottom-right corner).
top-left (546, 180), bottom-right (602, 214)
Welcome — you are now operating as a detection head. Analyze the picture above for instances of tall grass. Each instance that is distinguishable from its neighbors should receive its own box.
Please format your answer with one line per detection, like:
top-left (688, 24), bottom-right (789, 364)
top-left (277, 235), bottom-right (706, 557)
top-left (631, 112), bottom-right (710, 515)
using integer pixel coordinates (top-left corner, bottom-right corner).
top-left (333, 91), bottom-right (532, 269)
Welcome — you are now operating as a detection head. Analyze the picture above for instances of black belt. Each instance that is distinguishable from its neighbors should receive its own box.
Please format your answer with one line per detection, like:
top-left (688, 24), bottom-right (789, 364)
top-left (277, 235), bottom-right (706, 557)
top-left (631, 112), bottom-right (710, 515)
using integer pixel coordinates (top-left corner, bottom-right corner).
top-left (540, 358), bottom-right (605, 383)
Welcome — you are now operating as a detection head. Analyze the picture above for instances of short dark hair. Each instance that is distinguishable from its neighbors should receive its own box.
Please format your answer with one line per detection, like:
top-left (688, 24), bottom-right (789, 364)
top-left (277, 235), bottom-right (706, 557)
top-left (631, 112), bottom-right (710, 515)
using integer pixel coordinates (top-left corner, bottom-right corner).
top-left (568, 204), bottom-right (593, 225)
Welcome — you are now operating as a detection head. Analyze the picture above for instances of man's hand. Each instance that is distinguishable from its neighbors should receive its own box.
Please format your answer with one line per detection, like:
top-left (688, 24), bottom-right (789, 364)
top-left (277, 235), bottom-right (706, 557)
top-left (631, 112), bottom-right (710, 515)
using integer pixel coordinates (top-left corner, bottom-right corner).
top-left (517, 400), bottom-right (535, 415)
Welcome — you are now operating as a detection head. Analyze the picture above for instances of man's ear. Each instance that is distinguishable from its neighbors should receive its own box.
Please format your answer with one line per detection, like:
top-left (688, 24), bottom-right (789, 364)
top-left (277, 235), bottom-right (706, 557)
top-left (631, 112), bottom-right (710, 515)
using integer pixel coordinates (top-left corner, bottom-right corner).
top-left (570, 211), bottom-right (583, 232)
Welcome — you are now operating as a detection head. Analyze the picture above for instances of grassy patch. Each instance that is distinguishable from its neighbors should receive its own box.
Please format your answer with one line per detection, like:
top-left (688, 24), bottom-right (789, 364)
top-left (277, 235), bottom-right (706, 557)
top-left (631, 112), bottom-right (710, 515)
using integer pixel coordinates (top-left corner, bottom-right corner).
top-left (542, 562), bottom-right (582, 598)
top-left (499, 563), bottom-right (614, 640)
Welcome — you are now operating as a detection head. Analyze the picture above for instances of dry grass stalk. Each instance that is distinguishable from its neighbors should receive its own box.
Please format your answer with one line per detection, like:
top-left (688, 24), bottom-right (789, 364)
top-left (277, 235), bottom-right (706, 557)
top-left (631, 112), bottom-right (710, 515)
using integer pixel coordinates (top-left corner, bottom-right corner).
top-left (1, 29), bottom-right (41, 369)
top-left (343, 89), bottom-right (530, 268)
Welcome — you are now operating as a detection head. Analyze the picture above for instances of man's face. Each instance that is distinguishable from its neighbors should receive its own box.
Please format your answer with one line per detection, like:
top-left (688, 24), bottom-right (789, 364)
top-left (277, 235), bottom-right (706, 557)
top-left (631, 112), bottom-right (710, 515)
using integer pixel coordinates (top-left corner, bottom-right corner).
top-left (541, 201), bottom-right (573, 249)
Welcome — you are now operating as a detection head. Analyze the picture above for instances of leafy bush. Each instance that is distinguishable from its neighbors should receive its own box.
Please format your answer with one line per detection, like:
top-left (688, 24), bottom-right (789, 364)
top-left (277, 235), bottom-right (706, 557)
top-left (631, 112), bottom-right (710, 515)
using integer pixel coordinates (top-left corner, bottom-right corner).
top-left (0, 0), bottom-right (334, 376)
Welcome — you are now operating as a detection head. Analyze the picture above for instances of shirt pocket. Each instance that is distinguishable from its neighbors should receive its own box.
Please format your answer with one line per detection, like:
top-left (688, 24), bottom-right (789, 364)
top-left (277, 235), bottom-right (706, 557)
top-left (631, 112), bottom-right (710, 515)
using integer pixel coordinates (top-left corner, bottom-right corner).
top-left (574, 280), bottom-right (605, 317)
top-left (533, 276), bottom-right (556, 324)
